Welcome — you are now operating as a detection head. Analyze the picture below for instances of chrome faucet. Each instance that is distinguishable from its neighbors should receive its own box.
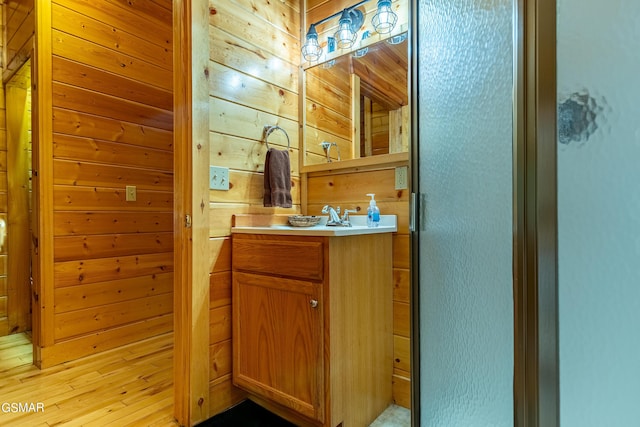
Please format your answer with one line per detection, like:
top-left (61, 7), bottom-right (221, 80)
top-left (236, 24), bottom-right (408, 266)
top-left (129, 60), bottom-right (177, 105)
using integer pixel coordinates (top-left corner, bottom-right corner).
top-left (322, 205), bottom-right (342, 225)
top-left (341, 209), bottom-right (358, 224)
top-left (322, 205), bottom-right (357, 227)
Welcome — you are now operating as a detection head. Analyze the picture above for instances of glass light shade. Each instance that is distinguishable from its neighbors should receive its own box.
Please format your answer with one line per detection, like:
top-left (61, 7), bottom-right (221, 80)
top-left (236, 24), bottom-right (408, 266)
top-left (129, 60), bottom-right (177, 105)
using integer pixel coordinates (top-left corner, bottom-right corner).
top-left (321, 59), bottom-right (336, 69)
top-left (335, 10), bottom-right (357, 49)
top-left (386, 32), bottom-right (407, 45)
top-left (302, 25), bottom-right (322, 61)
top-left (372, 0), bottom-right (398, 34)
top-left (353, 47), bottom-right (368, 58)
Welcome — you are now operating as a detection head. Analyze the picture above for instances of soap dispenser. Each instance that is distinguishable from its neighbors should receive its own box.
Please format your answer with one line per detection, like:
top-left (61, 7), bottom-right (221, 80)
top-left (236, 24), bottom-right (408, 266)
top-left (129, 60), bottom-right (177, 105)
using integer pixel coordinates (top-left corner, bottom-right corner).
top-left (366, 194), bottom-right (380, 227)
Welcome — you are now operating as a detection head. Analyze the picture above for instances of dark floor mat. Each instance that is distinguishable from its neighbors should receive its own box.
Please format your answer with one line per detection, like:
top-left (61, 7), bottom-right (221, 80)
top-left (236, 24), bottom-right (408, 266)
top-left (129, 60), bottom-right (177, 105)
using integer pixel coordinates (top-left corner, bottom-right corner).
top-left (196, 400), bottom-right (298, 427)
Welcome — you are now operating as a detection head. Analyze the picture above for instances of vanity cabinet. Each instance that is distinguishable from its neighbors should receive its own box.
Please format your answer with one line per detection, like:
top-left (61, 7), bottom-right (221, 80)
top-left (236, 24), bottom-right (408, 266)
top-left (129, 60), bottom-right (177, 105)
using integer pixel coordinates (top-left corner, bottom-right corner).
top-left (232, 232), bottom-right (393, 427)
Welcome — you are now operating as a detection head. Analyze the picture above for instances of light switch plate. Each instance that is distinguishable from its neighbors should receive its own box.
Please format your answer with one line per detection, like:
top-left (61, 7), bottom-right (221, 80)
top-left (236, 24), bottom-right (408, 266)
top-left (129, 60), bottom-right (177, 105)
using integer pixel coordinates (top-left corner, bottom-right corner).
top-left (210, 166), bottom-right (229, 190)
top-left (125, 185), bottom-right (137, 201)
top-left (395, 166), bottom-right (408, 190)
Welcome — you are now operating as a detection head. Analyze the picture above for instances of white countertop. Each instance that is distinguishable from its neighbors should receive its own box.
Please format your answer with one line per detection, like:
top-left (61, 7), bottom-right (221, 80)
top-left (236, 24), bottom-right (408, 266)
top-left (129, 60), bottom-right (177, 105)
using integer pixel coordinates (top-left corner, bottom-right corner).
top-left (231, 215), bottom-right (397, 236)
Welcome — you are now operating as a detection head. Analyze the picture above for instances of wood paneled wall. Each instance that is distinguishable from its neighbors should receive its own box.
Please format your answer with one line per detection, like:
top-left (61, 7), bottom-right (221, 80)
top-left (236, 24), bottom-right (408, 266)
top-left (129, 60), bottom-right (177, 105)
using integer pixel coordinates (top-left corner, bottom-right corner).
top-left (207, 0), bottom-right (301, 416)
top-left (368, 100), bottom-right (391, 156)
top-left (1, 0), bottom-right (34, 338)
top-left (0, 4), bottom-right (6, 333)
top-left (2, 0), bottom-right (35, 82)
top-left (306, 165), bottom-right (411, 409)
top-left (33, 0), bottom-right (174, 367)
top-left (2, 60), bottom-right (32, 338)
top-left (305, 59), bottom-right (353, 164)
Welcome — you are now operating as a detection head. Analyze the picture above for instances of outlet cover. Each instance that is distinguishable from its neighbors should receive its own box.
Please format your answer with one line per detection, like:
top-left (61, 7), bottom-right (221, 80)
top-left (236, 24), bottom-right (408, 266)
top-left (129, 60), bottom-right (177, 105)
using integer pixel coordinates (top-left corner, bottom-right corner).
top-left (210, 166), bottom-right (229, 190)
top-left (395, 166), bottom-right (408, 190)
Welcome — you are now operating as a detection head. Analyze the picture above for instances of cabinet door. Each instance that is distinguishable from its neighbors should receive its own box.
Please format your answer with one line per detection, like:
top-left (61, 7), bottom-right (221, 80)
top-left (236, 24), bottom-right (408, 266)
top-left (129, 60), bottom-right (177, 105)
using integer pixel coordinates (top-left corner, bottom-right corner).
top-left (232, 271), bottom-right (324, 423)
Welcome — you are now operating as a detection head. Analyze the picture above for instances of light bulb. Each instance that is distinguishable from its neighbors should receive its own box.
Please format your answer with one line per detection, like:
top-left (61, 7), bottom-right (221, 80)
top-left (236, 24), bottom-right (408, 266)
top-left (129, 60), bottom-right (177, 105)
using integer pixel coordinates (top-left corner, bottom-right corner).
top-left (335, 10), bottom-right (357, 49)
top-left (302, 24), bottom-right (322, 61)
top-left (372, 0), bottom-right (398, 34)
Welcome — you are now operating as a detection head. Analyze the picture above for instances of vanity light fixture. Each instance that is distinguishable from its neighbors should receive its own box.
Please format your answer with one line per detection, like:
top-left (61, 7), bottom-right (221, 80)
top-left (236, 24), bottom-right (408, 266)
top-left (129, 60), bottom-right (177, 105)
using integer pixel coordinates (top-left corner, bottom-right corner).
top-left (301, 24), bottom-right (322, 61)
top-left (301, 0), bottom-right (399, 62)
top-left (302, 4), bottom-right (365, 61)
top-left (372, 0), bottom-right (398, 34)
top-left (334, 8), bottom-right (364, 49)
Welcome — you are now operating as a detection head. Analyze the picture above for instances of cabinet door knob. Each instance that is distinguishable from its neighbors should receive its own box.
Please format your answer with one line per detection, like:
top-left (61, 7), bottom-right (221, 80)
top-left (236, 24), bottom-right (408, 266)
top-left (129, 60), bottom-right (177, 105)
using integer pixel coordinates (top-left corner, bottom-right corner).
top-left (310, 299), bottom-right (318, 308)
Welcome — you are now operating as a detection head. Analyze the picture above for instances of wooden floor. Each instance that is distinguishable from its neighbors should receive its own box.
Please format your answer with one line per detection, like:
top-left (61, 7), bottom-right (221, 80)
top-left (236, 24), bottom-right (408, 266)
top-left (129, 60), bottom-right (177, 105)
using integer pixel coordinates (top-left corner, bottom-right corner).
top-left (0, 332), bottom-right (178, 426)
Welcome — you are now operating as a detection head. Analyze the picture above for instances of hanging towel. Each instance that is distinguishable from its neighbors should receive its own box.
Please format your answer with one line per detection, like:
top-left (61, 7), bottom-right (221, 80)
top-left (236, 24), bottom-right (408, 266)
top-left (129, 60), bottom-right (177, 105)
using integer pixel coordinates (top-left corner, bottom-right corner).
top-left (263, 148), bottom-right (292, 208)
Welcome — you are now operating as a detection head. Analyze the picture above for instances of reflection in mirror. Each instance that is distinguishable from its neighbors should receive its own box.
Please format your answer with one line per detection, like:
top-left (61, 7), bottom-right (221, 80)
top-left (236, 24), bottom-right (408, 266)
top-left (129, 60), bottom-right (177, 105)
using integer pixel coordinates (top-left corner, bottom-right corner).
top-left (304, 34), bottom-right (408, 166)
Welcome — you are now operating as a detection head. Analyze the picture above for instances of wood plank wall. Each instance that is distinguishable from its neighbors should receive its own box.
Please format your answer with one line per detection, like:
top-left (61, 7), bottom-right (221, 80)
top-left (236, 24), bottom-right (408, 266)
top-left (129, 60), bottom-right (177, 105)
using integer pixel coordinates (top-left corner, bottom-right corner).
top-left (306, 166), bottom-right (411, 409)
top-left (207, 0), bottom-right (301, 416)
top-left (369, 101), bottom-right (391, 156)
top-left (32, 0), bottom-right (174, 367)
top-left (305, 58), bottom-right (353, 164)
top-left (0, 3), bottom-right (7, 336)
top-left (2, 60), bottom-right (32, 338)
top-left (1, 0), bottom-right (35, 338)
top-left (2, 0), bottom-right (35, 82)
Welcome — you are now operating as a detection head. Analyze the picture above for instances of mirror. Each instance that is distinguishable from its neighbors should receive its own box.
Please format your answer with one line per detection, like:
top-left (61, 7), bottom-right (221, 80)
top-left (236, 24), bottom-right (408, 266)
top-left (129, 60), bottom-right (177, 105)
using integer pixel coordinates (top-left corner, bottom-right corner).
top-left (304, 34), bottom-right (409, 166)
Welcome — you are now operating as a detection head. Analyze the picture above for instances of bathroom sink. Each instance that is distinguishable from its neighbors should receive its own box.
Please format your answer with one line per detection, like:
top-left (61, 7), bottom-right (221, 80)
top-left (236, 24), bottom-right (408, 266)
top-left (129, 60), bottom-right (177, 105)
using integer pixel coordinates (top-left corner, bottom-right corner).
top-left (231, 215), bottom-right (397, 236)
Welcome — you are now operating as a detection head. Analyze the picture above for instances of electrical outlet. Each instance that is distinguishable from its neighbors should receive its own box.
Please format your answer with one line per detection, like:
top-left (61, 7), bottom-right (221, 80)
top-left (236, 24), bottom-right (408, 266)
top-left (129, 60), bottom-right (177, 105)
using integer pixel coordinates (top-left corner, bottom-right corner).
top-left (125, 185), bottom-right (137, 201)
top-left (395, 166), bottom-right (408, 190)
top-left (210, 166), bottom-right (229, 190)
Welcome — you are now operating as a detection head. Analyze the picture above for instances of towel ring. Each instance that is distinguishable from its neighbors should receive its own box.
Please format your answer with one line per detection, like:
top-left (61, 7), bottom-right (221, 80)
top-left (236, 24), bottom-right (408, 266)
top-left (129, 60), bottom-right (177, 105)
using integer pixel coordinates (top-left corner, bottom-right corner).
top-left (263, 125), bottom-right (290, 150)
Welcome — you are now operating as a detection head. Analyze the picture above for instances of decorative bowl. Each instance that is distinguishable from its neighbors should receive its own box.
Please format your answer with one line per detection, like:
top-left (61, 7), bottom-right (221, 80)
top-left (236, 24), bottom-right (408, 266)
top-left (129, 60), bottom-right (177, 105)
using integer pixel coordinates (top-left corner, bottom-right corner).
top-left (288, 215), bottom-right (322, 227)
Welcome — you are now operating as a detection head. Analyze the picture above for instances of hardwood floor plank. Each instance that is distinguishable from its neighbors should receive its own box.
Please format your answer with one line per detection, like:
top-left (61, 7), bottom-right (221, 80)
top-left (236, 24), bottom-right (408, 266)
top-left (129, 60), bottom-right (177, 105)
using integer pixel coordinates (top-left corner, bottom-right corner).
top-left (0, 363), bottom-right (35, 383)
top-left (0, 380), bottom-right (75, 405)
top-left (0, 340), bottom-right (32, 374)
top-left (50, 401), bottom-right (128, 426)
top-left (45, 368), bottom-right (165, 415)
top-left (124, 400), bottom-right (177, 427)
top-left (0, 333), bottom-right (176, 426)
top-left (0, 352), bottom-right (32, 364)
top-left (0, 332), bottom-right (30, 349)
top-left (0, 405), bottom-right (62, 426)
top-left (84, 387), bottom-right (173, 427)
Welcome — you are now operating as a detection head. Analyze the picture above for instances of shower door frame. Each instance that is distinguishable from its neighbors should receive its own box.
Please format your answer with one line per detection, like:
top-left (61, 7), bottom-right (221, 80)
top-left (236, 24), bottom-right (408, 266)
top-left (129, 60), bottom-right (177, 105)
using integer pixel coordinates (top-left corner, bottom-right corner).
top-left (512, 0), bottom-right (559, 426)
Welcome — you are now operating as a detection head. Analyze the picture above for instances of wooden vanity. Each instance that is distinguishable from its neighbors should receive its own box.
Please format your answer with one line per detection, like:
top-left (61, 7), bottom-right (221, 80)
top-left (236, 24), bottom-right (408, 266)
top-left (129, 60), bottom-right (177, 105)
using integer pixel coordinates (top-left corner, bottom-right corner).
top-left (231, 216), bottom-right (395, 426)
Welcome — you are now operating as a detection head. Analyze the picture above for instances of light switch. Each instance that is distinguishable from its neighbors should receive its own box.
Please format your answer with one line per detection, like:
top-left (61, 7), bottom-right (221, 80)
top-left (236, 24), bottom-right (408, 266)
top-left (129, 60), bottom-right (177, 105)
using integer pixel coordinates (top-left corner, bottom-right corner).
top-left (210, 166), bottom-right (230, 190)
top-left (125, 185), bottom-right (137, 201)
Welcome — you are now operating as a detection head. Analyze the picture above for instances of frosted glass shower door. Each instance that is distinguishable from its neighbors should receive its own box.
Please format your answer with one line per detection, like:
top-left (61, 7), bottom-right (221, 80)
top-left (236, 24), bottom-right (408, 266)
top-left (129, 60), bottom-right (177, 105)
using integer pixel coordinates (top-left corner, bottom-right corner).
top-left (558, 1), bottom-right (640, 426)
top-left (417, 0), bottom-right (514, 425)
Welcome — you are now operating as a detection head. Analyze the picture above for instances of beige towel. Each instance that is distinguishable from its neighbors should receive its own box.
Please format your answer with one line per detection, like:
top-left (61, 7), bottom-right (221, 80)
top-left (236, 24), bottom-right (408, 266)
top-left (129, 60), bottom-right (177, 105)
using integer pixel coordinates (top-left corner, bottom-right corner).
top-left (264, 148), bottom-right (292, 208)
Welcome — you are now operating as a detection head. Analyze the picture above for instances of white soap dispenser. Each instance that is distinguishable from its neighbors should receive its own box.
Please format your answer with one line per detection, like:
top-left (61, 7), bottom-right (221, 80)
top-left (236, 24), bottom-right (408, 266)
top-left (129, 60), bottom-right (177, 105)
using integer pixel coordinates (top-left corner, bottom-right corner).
top-left (366, 193), bottom-right (380, 227)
